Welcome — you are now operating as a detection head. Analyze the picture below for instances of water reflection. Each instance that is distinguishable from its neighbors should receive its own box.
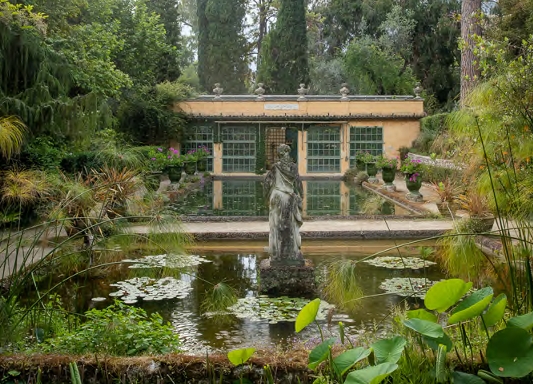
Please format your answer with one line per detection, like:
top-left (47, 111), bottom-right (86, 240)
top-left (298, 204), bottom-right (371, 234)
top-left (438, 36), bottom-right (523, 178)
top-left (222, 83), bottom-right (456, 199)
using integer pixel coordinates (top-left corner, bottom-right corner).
top-left (169, 179), bottom-right (413, 217)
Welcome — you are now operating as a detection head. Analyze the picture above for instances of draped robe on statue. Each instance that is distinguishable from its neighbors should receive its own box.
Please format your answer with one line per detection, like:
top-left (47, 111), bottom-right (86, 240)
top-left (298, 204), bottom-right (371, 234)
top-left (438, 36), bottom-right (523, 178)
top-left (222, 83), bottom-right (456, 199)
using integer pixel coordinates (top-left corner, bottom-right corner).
top-left (263, 146), bottom-right (304, 266)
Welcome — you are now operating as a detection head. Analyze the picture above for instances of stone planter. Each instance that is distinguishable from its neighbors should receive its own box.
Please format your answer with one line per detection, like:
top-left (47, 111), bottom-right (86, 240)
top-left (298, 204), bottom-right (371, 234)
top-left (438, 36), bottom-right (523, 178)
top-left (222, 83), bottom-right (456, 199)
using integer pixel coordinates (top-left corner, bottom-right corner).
top-left (184, 161), bottom-right (196, 176)
top-left (366, 162), bottom-right (378, 183)
top-left (381, 166), bottom-right (396, 186)
top-left (466, 215), bottom-right (495, 233)
top-left (436, 201), bottom-right (457, 216)
top-left (167, 166), bottom-right (183, 183)
top-left (405, 173), bottom-right (423, 202)
top-left (196, 158), bottom-right (208, 172)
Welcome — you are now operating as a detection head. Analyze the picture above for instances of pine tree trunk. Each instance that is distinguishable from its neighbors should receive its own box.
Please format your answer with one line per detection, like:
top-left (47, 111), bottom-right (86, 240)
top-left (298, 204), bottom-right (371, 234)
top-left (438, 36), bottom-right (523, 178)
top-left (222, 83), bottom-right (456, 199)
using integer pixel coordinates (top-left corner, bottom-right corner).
top-left (460, 0), bottom-right (482, 105)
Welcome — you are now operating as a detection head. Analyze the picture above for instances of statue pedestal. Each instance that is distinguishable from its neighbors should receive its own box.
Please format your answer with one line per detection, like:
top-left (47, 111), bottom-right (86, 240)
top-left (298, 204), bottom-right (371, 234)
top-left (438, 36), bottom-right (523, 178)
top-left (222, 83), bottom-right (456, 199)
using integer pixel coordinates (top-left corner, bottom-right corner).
top-left (259, 258), bottom-right (316, 297)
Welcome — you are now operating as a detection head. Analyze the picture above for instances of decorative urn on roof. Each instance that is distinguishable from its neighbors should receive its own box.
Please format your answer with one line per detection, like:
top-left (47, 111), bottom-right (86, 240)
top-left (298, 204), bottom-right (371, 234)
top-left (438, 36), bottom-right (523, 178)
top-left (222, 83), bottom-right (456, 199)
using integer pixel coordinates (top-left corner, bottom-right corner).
top-left (213, 83), bottom-right (223, 99)
top-left (340, 83), bottom-right (350, 101)
top-left (255, 83), bottom-right (266, 100)
top-left (297, 83), bottom-right (309, 101)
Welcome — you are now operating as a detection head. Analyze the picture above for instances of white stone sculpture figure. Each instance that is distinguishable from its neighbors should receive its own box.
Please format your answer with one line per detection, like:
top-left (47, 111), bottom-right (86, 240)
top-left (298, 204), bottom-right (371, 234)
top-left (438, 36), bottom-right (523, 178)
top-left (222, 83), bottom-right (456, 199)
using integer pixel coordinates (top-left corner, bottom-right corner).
top-left (263, 144), bottom-right (304, 266)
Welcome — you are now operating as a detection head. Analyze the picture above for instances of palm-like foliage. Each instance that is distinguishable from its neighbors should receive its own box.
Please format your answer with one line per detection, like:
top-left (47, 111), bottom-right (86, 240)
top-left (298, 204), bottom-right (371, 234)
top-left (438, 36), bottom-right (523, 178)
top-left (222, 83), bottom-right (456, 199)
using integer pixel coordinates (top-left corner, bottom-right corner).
top-left (0, 116), bottom-right (26, 159)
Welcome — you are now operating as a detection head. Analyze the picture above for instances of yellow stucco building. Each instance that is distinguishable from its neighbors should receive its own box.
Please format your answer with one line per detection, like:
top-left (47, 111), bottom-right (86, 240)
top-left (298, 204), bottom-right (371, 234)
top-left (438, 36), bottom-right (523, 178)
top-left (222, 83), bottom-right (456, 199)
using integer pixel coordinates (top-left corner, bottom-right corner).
top-left (175, 93), bottom-right (424, 177)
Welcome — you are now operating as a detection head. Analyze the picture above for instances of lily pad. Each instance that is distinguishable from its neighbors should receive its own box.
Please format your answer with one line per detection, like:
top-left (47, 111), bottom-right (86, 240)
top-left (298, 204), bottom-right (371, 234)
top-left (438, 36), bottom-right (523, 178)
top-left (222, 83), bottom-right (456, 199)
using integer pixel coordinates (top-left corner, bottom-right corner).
top-left (126, 254), bottom-right (211, 269)
top-left (91, 297), bottom-right (107, 302)
top-left (363, 256), bottom-right (436, 270)
top-left (109, 276), bottom-right (193, 302)
top-left (206, 296), bottom-right (335, 324)
top-left (379, 277), bottom-right (438, 299)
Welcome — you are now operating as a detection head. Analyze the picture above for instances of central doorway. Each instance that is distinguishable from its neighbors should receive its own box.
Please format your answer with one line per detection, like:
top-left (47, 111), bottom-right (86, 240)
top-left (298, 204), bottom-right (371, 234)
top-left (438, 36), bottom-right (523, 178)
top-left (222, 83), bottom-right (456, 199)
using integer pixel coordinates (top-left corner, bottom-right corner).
top-left (265, 126), bottom-right (299, 169)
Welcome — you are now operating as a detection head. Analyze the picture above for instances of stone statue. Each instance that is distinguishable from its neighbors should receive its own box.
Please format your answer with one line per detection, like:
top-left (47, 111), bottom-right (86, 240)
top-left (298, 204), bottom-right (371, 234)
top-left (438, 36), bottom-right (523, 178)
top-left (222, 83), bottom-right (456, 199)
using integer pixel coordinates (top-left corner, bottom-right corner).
top-left (263, 144), bottom-right (304, 266)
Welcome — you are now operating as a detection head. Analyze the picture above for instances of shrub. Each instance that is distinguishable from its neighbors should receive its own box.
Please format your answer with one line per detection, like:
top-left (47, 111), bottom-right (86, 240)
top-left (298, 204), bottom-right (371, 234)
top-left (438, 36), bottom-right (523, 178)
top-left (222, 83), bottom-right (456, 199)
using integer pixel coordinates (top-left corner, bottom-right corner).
top-left (412, 113), bottom-right (449, 155)
top-left (43, 301), bottom-right (180, 356)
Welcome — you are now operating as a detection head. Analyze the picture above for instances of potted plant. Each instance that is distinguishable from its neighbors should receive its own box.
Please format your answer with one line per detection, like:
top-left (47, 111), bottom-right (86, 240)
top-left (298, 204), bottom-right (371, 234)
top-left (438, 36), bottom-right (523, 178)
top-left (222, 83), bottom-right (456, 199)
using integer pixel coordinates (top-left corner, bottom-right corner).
top-left (362, 152), bottom-right (378, 181)
top-left (195, 146), bottom-right (211, 172)
top-left (457, 190), bottom-right (495, 233)
top-left (400, 157), bottom-right (424, 201)
top-left (376, 156), bottom-right (398, 187)
top-left (182, 150), bottom-right (197, 175)
top-left (355, 152), bottom-right (367, 172)
top-left (432, 178), bottom-right (461, 216)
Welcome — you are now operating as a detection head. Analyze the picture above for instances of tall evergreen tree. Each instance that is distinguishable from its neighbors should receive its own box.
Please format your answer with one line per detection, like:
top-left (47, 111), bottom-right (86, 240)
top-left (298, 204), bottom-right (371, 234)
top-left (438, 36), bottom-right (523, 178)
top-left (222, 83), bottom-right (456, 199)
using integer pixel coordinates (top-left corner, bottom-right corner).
top-left (197, 0), bottom-right (247, 94)
top-left (258, 0), bottom-right (309, 94)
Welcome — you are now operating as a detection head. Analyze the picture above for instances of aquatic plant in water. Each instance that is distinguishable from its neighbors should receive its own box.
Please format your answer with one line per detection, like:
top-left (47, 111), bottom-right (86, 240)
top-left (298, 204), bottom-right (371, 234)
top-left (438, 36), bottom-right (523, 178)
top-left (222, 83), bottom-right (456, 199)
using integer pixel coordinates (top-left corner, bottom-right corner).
top-left (207, 296), bottom-right (335, 324)
top-left (125, 253), bottom-right (211, 269)
top-left (109, 276), bottom-right (193, 304)
top-left (363, 256), bottom-right (436, 270)
top-left (379, 277), bottom-right (437, 299)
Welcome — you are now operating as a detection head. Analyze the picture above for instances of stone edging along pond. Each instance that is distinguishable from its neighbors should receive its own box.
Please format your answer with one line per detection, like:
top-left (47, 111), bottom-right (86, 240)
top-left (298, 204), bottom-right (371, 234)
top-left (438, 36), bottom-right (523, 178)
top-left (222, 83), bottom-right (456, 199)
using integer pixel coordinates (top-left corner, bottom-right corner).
top-left (0, 353), bottom-right (313, 384)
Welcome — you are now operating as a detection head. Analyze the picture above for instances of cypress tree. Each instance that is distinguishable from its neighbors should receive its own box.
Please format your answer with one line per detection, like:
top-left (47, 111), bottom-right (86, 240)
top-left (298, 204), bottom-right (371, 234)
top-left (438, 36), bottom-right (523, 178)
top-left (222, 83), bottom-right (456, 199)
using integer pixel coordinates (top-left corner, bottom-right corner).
top-left (197, 0), bottom-right (247, 94)
top-left (258, 0), bottom-right (309, 94)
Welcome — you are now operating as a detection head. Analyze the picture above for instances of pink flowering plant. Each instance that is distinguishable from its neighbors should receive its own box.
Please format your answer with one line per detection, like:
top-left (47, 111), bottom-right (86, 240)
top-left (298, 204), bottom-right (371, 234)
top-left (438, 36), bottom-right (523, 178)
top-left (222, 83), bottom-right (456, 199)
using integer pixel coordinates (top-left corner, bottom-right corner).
top-left (400, 157), bottom-right (424, 181)
top-left (183, 146), bottom-right (211, 162)
top-left (376, 156), bottom-right (398, 169)
top-left (147, 147), bottom-right (182, 171)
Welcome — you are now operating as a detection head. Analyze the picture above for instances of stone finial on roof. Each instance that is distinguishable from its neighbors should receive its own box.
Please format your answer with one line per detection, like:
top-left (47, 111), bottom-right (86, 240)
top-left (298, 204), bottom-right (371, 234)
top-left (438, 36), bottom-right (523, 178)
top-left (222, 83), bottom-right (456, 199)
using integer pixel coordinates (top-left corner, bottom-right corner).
top-left (340, 83), bottom-right (350, 101)
top-left (414, 82), bottom-right (422, 99)
top-left (213, 83), bottom-right (223, 98)
top-left (297, 83), bottom-right (309, 101)
top-left (255, 83), bottom-right (265, 100)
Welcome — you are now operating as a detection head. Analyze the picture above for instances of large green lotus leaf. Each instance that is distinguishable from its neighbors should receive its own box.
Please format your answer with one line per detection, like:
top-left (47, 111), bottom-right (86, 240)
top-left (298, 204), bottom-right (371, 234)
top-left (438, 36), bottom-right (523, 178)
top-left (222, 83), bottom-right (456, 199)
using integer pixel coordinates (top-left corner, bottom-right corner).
top-left (403, 318), bottom-right (444, 338)
top-left (406, 309), bottom-right (437, 323)
top-left (309, 338), bottom-right (336, 370)
top-left (482, 293), bottom-right (507, 327)
top-left (371, 336), bottom-right (407, 364)
top-left (423, 331), bottom-right (453, 352)
top-left (295, 298), bottom-right (320, 333)
top-left (344, 363), bottom-right (398, 384)
top-left (333, 347), bottom-right (371, 377)
top-left (507, 311), bottom-right (533, 331)
top-left (227, 348), bottom-right (256, 366)
top-left (487, 327), bottom-right (533, 377)
top-left (424, 279), bottom-right (472, 312)
top-left (452, 371), bottom-right (487, 384)
top-left (448, 287), bottom-right (494, 325)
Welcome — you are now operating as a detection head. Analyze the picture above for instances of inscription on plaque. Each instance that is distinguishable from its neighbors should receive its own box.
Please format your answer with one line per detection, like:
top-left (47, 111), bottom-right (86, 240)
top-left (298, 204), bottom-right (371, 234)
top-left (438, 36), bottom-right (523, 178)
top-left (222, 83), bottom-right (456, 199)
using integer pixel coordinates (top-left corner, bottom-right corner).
top-left (264, 104), bottom-right (299, 111)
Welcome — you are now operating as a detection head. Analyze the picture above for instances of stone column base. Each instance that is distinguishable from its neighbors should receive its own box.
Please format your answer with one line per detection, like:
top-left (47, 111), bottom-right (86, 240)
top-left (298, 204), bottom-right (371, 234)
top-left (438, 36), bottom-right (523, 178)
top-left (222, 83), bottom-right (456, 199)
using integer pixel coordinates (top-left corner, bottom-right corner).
top-left (259, 258), bottom-right (316, 297)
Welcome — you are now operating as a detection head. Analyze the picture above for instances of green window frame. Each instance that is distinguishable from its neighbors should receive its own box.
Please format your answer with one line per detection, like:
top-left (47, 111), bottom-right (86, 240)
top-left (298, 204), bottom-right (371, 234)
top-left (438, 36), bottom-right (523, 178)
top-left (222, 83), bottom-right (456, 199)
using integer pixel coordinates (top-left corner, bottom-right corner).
top-left (183, 125), bottom-right (214, 171)
top-left (220, 180), bottom-right (266, 216)
top-left (222, 125), bottom-right (257, 173)
top-left (306, 181), bottom-right (341, 216)
top-left (349, 126), bottom-right (384, 167)
top-left (307, 126), bottom-right (341, 173)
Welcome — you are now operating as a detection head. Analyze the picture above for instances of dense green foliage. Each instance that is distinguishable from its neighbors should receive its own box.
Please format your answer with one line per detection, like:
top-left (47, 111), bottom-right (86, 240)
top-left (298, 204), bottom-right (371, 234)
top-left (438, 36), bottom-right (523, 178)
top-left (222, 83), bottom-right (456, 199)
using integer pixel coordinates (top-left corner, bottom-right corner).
top-left (197, 0), bottom-right (248, 94)
top-left (258, 0), bottom-right (310, 94)
top-left (43, 301), bottom-right (180, 356)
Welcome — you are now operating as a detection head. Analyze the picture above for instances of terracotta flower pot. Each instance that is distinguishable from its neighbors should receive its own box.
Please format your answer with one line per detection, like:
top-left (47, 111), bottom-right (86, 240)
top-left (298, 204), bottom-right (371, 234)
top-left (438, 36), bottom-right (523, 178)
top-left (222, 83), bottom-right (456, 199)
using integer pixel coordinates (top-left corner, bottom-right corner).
top-left (467, 215), bottom-right (495, 233)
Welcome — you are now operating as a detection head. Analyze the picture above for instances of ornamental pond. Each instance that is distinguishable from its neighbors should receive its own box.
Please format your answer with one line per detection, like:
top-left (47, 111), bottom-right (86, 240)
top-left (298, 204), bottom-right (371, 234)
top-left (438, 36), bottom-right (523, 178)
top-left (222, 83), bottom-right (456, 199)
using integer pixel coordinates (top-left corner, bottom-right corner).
top-left (39, 240), bottom-right (444, 354)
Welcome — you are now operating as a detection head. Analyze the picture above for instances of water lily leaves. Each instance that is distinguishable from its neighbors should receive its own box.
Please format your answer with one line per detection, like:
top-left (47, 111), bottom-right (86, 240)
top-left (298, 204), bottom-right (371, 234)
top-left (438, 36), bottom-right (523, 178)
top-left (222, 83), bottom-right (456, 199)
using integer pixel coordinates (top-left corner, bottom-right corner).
top-left (406, 309), bottom-right (437, 323)
top-left (371, 336), bottom-right (406, 364)
top-left (332, 347), bottom-right (371, 376)
top-left (379, 277), bottom-right (437, 299)
top-left (344, 362), bottom-right (398, 384)
top-left (127, 254), bottom-right (211, 269)
top-left (109, 276), bottom-right (192, 302)
top-left (507, 311), bottom-right (533, 331)
top-left (296, 298), bottom-right (321, 332)
top-left (403, 318), bottom-right (444, 338)
top-left (227, 348), bottom-right (256, 366)
top-left (482, 293), bottom-right (507, 327)
top-left (448, 287), bottom-right (493, 325)
top-left (308, 338), bottom-right (336, 370)
top-left (486, 327), bottom-right (533, 377)
top-left (425, 279), bottom-right (472, 313)
top-left (362, 256), bottom-right (436, 270)
top-left (452, 371), bottom-right (487, 384)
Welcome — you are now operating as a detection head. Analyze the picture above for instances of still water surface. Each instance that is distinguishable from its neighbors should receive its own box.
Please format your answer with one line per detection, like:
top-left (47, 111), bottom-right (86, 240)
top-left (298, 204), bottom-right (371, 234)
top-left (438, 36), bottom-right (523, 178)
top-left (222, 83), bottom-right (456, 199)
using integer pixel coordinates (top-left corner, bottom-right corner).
top-left (52, 243), bottom-right (443, 354)
top-left (169, 179), bottom-right (413, 217)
